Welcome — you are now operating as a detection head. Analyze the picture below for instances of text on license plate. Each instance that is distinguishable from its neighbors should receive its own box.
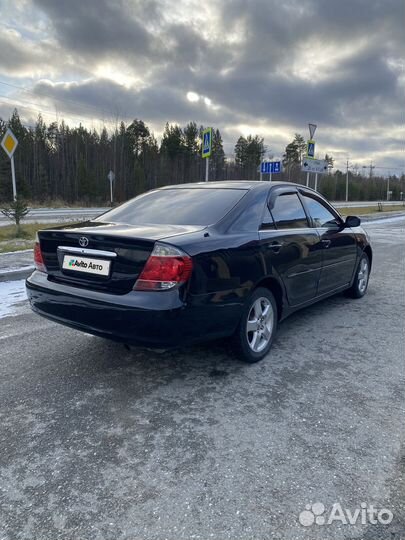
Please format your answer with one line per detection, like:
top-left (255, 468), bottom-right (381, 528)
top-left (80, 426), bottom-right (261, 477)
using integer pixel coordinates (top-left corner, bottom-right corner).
top-left (62, 255), bottom-right (111, 276)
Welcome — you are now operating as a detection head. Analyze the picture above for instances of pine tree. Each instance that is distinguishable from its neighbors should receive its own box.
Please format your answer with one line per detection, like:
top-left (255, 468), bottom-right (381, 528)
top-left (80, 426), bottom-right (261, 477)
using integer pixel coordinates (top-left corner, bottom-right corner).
top-left (212, 129), bottom-right (225, 180)
top-left (293, 133), bottom-right (306, 163)
top-left (1, 197), bottom-right (30, 236)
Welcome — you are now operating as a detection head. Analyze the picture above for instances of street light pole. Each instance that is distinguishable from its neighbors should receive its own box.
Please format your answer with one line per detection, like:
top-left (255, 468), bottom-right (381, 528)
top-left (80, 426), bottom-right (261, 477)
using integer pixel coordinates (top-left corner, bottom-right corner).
top-left (346, 159), bottom-right (349, 202)
top-left (107, 170), bottom-right (115, 206)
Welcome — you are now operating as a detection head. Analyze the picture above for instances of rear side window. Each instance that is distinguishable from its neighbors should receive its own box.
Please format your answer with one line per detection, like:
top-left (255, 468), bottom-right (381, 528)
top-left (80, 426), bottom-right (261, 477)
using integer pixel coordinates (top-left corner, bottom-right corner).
top-left (301, 194), bottom-right (339, 228)
top-left (97, 188), bottom-right (248, 226)
top-left (271, 193), bottom-right (308, 229)
top-left (260, 206), bottom-right (275, 230)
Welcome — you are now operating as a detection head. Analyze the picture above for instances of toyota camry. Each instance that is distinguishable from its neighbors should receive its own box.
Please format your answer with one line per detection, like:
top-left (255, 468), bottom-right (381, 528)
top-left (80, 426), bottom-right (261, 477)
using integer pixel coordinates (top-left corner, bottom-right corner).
top-left (26, 181), bottom-right (372, 363)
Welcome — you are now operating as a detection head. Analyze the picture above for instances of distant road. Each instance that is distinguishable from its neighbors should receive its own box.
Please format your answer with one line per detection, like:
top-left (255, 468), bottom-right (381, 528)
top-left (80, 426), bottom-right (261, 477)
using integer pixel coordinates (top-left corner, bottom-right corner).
top-left (0, 207), bottom-right (109, 226)
top-left (333, 201), bottom-right (404, 208)
top-left (0, 201), bottom-right (403, 226)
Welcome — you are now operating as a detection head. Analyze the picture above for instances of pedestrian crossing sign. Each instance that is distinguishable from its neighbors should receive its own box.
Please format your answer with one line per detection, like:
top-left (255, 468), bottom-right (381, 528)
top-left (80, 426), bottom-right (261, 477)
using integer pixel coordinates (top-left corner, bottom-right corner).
top-left (202, 128), bottom-right (212, 158)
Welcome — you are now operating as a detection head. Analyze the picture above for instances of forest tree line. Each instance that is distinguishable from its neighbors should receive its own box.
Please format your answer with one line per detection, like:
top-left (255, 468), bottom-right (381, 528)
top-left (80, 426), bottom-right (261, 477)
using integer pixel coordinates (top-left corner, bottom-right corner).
top-left (0, 109), bottom-right (403, 205)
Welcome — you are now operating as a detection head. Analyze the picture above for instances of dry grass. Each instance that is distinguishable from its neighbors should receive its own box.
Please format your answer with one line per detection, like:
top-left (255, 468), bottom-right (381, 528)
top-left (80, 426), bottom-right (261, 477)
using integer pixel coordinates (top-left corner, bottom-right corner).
top-left (0, 222), bottom-right (77, 253)
top-left (0, 222), bottom-right (68, 241)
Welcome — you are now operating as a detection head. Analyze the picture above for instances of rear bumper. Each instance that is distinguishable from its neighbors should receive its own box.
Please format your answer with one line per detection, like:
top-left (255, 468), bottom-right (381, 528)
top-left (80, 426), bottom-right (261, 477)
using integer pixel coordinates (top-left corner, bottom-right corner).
top-left (26, 271), bottom-right (241, 347)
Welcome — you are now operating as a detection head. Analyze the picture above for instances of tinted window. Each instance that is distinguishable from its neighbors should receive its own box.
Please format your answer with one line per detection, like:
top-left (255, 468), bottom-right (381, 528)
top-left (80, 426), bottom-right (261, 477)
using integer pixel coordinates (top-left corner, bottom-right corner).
top-left (97, 188), bottom-right (247, 226)
top-left (260, 206), bottom-right (275, 230)
top-left (230, 195), bottom-right (267, 232)
top-left (302, 195), bottom-right (339, 228)
top-left (271, 193), bottom-right (308, 229)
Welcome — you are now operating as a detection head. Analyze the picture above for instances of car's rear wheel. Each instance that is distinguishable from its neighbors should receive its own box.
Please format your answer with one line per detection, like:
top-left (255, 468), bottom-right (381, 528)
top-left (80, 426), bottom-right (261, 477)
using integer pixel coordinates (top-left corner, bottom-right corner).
top-left (234, 287), bottom-right (278, 363)
top-left (347, 253), bottom-right (370, 298)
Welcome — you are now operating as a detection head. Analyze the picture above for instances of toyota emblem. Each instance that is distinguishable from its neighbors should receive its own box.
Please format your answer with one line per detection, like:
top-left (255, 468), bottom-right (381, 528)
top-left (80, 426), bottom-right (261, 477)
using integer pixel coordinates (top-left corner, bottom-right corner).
top-left (79, 236), bottom-right (89, 248)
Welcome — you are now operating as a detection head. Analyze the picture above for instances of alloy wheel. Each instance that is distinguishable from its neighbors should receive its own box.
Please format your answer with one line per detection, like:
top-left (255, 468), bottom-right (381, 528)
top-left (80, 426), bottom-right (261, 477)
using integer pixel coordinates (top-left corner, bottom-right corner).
top-left (246, 297), bottom-right (274, 353)
top-left (358, 258), bottom-right (369, 294)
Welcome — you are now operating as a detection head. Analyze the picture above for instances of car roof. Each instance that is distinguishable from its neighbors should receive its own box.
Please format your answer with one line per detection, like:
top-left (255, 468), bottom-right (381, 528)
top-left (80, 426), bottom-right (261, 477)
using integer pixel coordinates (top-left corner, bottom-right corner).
top-left (159, 180), bottom-right (299, 190)
top-left (157, 181), bottom-right (324, 199)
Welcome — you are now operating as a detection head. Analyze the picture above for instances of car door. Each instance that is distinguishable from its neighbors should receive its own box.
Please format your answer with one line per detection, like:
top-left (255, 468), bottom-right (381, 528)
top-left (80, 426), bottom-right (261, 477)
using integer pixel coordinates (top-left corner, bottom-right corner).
top-left (299, 191), bottom-right (357, 295)
top-left (259, 189), bottom-right (322, 307)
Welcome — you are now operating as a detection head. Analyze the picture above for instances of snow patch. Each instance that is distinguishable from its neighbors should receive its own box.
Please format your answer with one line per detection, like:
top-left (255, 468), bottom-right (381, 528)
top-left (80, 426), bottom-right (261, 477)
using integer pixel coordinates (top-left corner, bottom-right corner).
top-left (0, 280), bottom-right (28, 319)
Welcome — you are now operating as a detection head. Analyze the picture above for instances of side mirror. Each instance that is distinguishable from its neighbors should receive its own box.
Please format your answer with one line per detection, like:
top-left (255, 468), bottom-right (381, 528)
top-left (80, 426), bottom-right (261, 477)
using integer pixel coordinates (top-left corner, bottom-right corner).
top-left (345, 215), bottom-right (361, 228)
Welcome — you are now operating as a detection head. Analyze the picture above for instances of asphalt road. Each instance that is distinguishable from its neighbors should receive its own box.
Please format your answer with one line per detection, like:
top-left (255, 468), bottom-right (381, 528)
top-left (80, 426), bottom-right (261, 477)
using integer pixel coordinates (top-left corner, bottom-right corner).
top-left (0, 218), bottom-right (404, 540)
top-left (0, 208), bottom-right (107, 227)
top-left (336, 200), bottom-right (404, 207)
top-left (0, 201), bottom-right (404, 227)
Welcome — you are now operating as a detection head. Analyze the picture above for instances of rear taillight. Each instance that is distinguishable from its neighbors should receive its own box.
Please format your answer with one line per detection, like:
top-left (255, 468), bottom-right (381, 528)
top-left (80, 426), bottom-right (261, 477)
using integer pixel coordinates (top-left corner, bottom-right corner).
top-left (34, 239), bottom-right (47, 273)
top-left (134, 242), bottom-right (193, 291)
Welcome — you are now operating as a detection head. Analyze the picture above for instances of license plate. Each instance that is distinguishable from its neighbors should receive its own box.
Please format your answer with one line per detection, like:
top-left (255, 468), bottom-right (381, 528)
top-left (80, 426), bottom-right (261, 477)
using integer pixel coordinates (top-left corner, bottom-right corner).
top-left (62, 255), bottom-right (111, 276)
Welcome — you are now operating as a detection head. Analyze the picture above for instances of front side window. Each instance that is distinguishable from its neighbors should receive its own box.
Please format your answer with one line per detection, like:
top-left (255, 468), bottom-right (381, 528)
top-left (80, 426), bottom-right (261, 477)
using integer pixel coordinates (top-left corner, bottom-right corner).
top-left (301, 195), bottom-right (339, 228)
top-left (271, 193), bottom-right (308, 229)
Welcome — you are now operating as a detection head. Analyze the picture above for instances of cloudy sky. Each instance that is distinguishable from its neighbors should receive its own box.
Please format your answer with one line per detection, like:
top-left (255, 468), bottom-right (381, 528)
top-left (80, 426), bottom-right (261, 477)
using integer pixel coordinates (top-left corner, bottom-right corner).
top-left (0, 0), bottom-right (404, 172)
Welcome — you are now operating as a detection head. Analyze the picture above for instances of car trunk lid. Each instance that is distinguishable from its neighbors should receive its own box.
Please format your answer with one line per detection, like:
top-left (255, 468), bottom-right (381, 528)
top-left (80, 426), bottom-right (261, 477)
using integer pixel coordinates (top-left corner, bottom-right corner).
top-left (38, 221), bottom-right (202, 294)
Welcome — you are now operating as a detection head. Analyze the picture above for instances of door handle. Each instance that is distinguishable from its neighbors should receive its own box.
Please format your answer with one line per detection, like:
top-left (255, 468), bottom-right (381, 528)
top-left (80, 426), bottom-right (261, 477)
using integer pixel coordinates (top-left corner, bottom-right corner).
top-left (267, 242), bottom-right (283, 251)
top-left (321, 239), bottom-right (331, 248)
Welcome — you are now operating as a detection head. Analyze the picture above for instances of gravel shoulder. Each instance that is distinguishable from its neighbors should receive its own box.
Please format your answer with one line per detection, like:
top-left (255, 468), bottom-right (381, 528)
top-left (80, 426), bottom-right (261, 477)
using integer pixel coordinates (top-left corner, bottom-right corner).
top-left (0, 219), bottom-right (404, 540)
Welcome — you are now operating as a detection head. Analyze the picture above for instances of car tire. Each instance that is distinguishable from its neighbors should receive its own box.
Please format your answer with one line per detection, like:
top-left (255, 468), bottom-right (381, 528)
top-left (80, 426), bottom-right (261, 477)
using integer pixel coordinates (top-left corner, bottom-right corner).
top-left (347, 252), bottom-right (370, 298)
top-left (233, 287), bottom-right (278, 363)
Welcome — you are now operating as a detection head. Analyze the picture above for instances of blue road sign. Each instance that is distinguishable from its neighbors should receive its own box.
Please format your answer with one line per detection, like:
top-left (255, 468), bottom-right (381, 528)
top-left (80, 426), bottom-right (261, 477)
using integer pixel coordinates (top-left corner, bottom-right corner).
top-left (307, 140), bottom-right (315, 158)
top-left (261, 161), bottom-right (282, 174)
top-left (202, 128), bottom-right (212, 158)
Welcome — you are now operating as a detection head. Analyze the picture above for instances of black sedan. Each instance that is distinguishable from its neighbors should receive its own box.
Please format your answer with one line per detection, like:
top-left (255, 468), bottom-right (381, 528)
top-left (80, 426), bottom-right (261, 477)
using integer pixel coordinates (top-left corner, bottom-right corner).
top-left (26, 181), bottom-right (372, 363)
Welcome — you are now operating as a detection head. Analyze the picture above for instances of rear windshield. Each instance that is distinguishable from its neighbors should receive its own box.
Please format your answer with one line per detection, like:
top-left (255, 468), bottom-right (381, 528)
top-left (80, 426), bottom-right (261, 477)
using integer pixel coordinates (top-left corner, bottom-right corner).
top-left (96, 188), bottom-right (248, 226)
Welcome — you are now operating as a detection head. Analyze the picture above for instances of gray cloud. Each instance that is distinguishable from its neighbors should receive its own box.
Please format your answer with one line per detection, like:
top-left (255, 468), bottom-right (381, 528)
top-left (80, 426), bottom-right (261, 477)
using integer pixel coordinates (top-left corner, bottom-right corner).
top-left (32, 0), bottom-right (158, 60)
top-left (32, 78), bottom-right (233, 126)
top-left (0, 30), bottom-right (53, 74)
top-left (0, 0), bottom-right (403, 169)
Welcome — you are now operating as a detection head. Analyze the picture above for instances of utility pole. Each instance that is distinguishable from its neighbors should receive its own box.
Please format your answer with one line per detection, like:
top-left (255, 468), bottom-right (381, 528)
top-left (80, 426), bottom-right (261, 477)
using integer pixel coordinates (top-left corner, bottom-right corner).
top-left (362, 164), bottom-right (404, 201)
top-left (346, 159), bottom-right (349, 202)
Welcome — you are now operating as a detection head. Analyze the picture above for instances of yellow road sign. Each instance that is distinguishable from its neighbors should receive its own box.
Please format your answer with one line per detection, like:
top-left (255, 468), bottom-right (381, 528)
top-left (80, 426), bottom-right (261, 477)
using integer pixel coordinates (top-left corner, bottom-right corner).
top-left (1, 128), bottom-right (18, 158)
